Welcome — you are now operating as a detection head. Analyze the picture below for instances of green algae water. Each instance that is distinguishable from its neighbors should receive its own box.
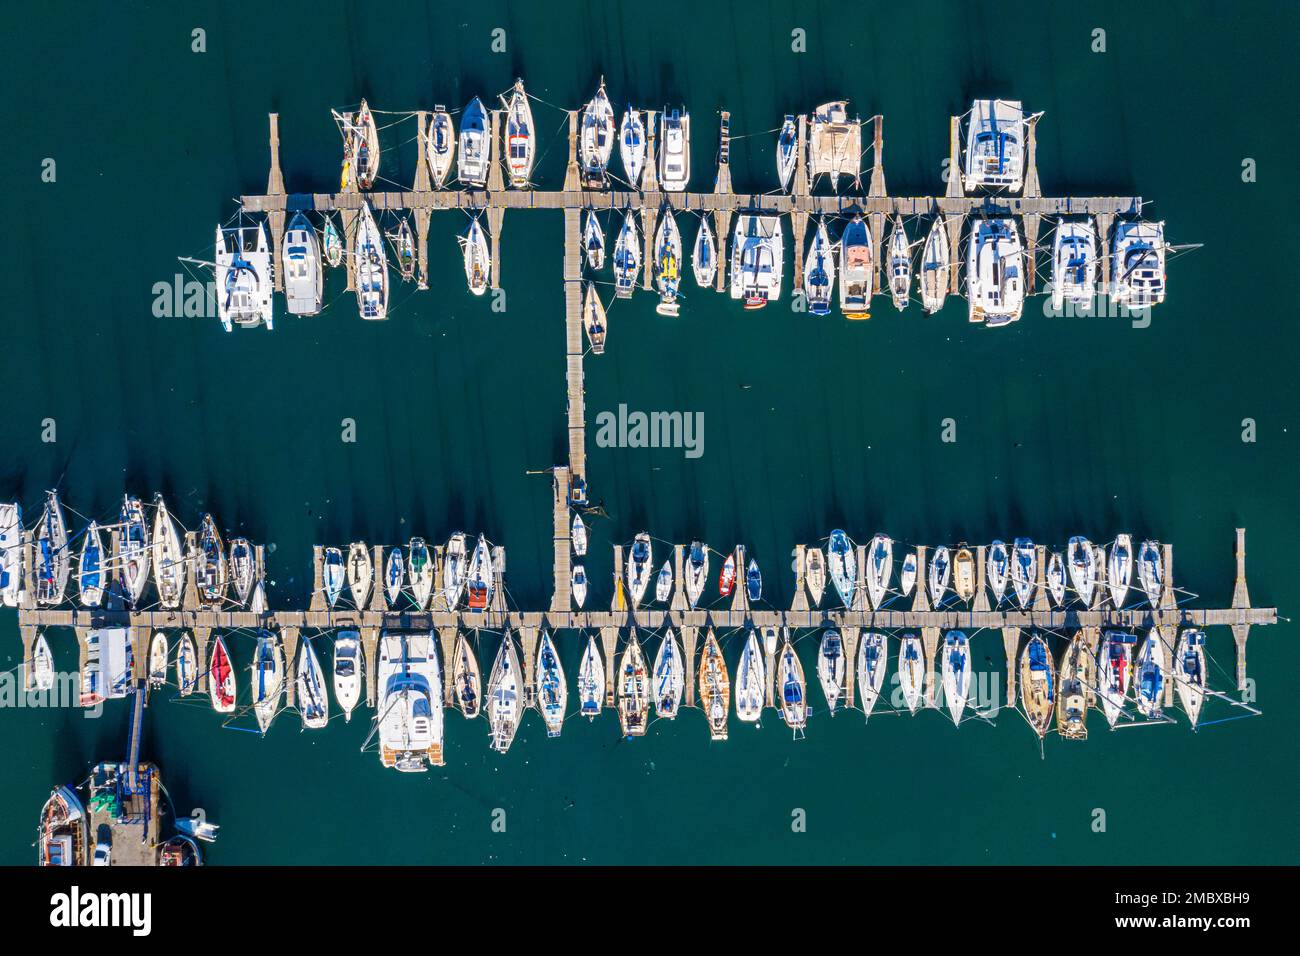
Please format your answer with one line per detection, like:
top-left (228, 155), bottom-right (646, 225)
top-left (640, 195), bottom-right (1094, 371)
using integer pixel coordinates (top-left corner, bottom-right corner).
top-left (1, 0), bottom-right (1298, 864)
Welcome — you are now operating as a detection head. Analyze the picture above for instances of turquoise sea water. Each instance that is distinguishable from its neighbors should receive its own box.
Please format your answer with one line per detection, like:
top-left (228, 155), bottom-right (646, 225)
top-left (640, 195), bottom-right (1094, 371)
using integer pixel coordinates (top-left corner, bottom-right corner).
top-left (1, 0), bottom-right (1297, 864)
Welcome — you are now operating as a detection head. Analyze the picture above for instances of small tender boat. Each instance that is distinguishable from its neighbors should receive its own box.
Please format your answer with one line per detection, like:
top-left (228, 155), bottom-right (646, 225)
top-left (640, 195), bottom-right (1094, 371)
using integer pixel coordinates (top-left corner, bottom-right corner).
top-left (953, 546), bottom-right (976, 603)
top-left (762, 626), bottom-right (778, 657)
top-left (658, 107), bottom-right (690, 192)
top-left (1099, 630), bottom-right (1136, 727)
top-left (333, 630), bottom-right (362, 721)
top-left (176, 631), bottom-right (197, 697)
top-left (487, 631), bottom-right (523, 753)
top-left (730, 213), bottom-right (784, 309)
top-left (654, 210), bottom-right (683, 316)
top-left (214, 220), bottom-right (274, 331)
top-left (618, 632), bottom-right (649, 736)
top-left (987, 540), bottom-right (1009, 605)
top-left (942, 631), bottom-right (972, 726)
top-left (571, 564), bottom-right (588, 608)
top-left (38, 786), bottom-right (87, 867)
top-left (408, 537), bottom-right (434, 610)
top-left (1138, 539), bottom-right (1163, 609)
top-left (718, 552), bottom-right (736, 597)
top-left (1011, 537), bottom-right (1036, 608)
top-left (827, 529), bottom-right (856, 607)
top-left (1020, 634), bottom-right (1056, 738)
top-left (920, 215), bottom-right (951, 313)
top-left (804, 217), bottom-right (836, 315)
top-left (856, 632), bottom-right (888, 720)
top-left (627, 532), bottom-right (653, 607)
top-left (461, 217), bottom-right (491, 295)
top-left (583, 211), bottom-right (605, 271)
top-left (1175, 629), bottom-right (1207, 729)
top-left (966, 217), bottom-right (1025, 327)
top-left (583, 283), bottom-right (607, 353)
top-left (148, 632), bottom-right (168, 688)
top-left (1134, 630), bottom-right (1166, 718)
top-left (686, 541), bottom-right (709, 608)
top-left (838, 215), bottom-right (874, 319)
top-left (653, 627), bottom-right (684, 718)
top-left (818, 629), bottom-right (845, 713)
top-left (1052, 218), bottom-right (1097, 310)
top-left (745, 558), bottom-right (762, 602)
top-left (35, 491), bottom-right (70, 606)
top-left (152, 494), bottom-right (185, 609)
top-left (442, 532), bottom-right (467, 608)
top-left (458, 96), bottom-right (490, 187)
top-left (119, 496), bottom-right (151, 607)
top-left (339, 99), bottom-right (380, 190)
top-left (866, 534), bottom-right (892, 609)
top-left (655, 560), bottom-right (672, 604)
top-left (390, 217), bottom-right (416, 282)
top-left (1108, 534), bottom-right (1133, 608)
top-left (887, 216), bottom-right (912, 310)
top-left (283, 211), bottom-right (323, 315)
top-left (536, 631), bottom-right (566, 737)
top-left (699, 629), bottom-right (730, 740)
top-left (322, 546), bottom-right (344, 608)
top-left (502, 78), bottom-right (535, 188)
top-left (899, 633), bottom-right (925, 714)
top-left (208, 633), bottom-right (236, 713)
top-left (1046, 552), bottom-right (1066, 606)
top-left (354, 202), bottom-right (389, 320)
top-left (0, 502), bottom-right (22, 607)
top-left (804, 547), bottom-right (826, 606)
top-left (195, 514), bottom-right (227, 607)
top-left (580, 82), bottom-right (617, 186)
top-left (929, 545), bottom-right (951, 606)
top-left (322, 215), bottom-right (344, 268)
top-left (1067, 537), bottom-right (1097, 606)
top-left (776, 115), bottom-right (797, 192)
top-left (613, 211), bottom-right (641, 297)
top-left (618, 108), bottom-right (646, 187)
top-left (1111, 220), bottom-right (1167, 309)
top-left (78, 521), bottom-right (104, 608)
top-left (453, 632), bottom-right (481, 719)
top-left (229, 537), bottom-right (254, 607)
top-left (467, 534), bottom-right (494, 611)
top-left (33, 632), bottom-right (55, 691)
top-left (736, 630), bottom-right (765, 724)
top-left (1056, 633), bottom-right (1095, 740)
top-left (251, 630), bottom-right (284, 735)
top-left (347, 542), bottom-right (372, 609)
top-left (777, 634), bottom-right (807, 734)
top-left (296, 639), bottom-right (329, 730)
top-left (899, 552), bottom-right (917, 598)
top-left (384, 547), bottom-right (405, 606)
top-left (962, 99), bottom-right (1027, 191)
top-left (692, 217), bottom-right (717, 288)
top-left (377, 632), bottom-right (443, 770)
top-left (427, 106), bottom-right (455, 189)
top-left (578, 634), bottom-right (604, 719)
top-left (571, 514), bottom-right (588, 557)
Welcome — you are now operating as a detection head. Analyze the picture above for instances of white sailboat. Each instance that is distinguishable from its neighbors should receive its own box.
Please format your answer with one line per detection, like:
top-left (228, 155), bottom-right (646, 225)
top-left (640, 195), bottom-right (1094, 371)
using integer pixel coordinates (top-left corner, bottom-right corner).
top-left (0, 502), bottom-right (21, 607)
top-left (427, 106), bottom-right (456, 188)
top-left (322, 546), bottom-right (344, 608)
top-left (817, 629), bottom-right (845, 713)
top-left (578, 634), bottom-right (604, 719)
top-left (654, 560), bottom-right (672, 604)
top-left (776, 115), bottom-right (797, 192)
top-left (685, 541), bottom-right (709, 608)
top-left (458, 96), bottom-right (490, 187)
top-left (571, 564), bottom-right (588, 608)
top-left (898, 633), bottom-right (925, 715)
top-left (148, 632), bottom-right (168, 688)
top-left (116, 496), bottom-right (149, 607)
top-left (333, 630), bottom-right (362, 722)
top-left (1099, 630), bottom-right (1135, 727)
top-left (151, 495), bottom-right (185, 609)
top-left (580, 82), bottom-right (616, 186)
top-left (804, 547), bottom-right (826, 606)
top-left (613, 211), bottom-right (641, 297)
top-left (778, 635), bottom-right (807, 734)
top-left (730, 213), bottom-right (783, 309)
top-left (1011, 537), bottom-right (1036, 608)
top-left (502, 78), bottom-right (535, 188)
top-left (619, 632), bottom-right (650, 736)
top-left (1046, 552), bottom-right (1066, 606)
top-left (1108, 534), bottom-right (1133, 608)
top-left (1067, 536), bottom-right (1097, 606)
top-left (654, 210), bottom-right (683, 316)
top-left (466, 534), bottom-right (494, 611)
top-left (966, 217), bottom-right (1025, 326)
top-left (347, 542), bottom-right (372, 609)
top-left (195, 514), bottom-right (227, 607)
top-left (176, 632), bottom-right (197, 697)
top-left (653, 627), bottom-right (684, 719)
top-left (826, 529), bottom-right (856, 607)
top-left (354, 202), bottom-right (389, 320)
top-left (856, 631), bottom-right (888, 720)
top-left (571, 514), bottom-right (588, 557)
top-left (887, 216), bottom-right (912, 310)
top-left (1174, 629), bottom-right (1207, 729)
top-left (804, 217), bottom-right (836, 315)
top-left (338, 99), bottom-right (380, 190)
top-left (1138, 539), bottom-right (1163, 608)
top-left (228, 537), bottom-right (254, 607)
top-left (583, 283), bottom-right (606, 353)
top-left (627, 532), bottom-right (653, 606)
top-left (735, 630), bottom-right (766, 724)
top-left (441, 532), bottom-right (466, 608)
top-left (692, 217), bottom-right (717, 288)
top-left (453, 632), bottom-right (481, 718)
top-left (929, 545), bottom-right (951, 606)
top-left (34, 492), bottom-right (69, 606)
top-left (1134, 630), bottom-right (1166, 718)
top-left (657, 108), bottom-right (690, 191)
top-left (251, 630), bottom-right (284, 735)
top-left (899, 552), bottom-right (917, 598)
top-left (536, 630), bottom-right (566, 737)
top-left (77, 521), bottom-right (104, 608)
top-left (920, 216), bottom-right (951, 313)
top-left (487, 630), bottom-right (523, 753)
top-left (461, 217), bottom-right (491, 295)
top-left (942, 631), bottom-right (972, 726)
top-left (32, 632), bottom-right (55, 691)
top-left (619, 108), bottom-right (646, 187)
top-left (583, 211), bottom-right (605, 271)
top-left (282, 211), bottom-right (323, 316)
top-left (865, 533), bottom-right (892, 609)
top-left (987, 540), bottom-right (1009, 605)
top-left (408, 537), bottom-right (434, 610)
top-left (384, 547), bottom-right (405, 607)
top-left (296, 639), bottom-right (329, 730)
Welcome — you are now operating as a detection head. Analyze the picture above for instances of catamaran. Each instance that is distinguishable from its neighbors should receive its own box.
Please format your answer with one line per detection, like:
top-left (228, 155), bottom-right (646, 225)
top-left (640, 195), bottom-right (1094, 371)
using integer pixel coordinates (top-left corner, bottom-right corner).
top-left (1134, 630), bottom-right (1166, 718)
top-left (333, 630), bottom-right (362, 722)
top-left (578, 634), bottom-right (604, 719)
top-left (987, 539), bottom-right (1009, 605)
top-left (583, 211), bottom-right (605, 271)
top-left (1052, 218), bottom-right (1097, 310)
top-left (467, 534), bottom-right (494, 611)
top-left (0, 502), bottom-right (21, 607)
top-left (627, 532), bottom-right (653, 606)
top-left (856, 631), bottom-right (888, 720)
top-left (655, 560), bottom-right (672, 604)
top-left (1174, 629), bottom-right (1207, 729)
top-left (967, 217), bottom-right (1025, 326)
top-left (942, 631), bottom-right (972, 726)
top-left (962, 99), bottom-right (1027, 192)
top-left (296, 639), bottom-right (329, 730)
top-left (461, 217), bottom-right (491, 295)
top-left (685, 541), bottom-right (709, 608)
top-left (458, 96), bottom-right (490, 187)
top-left (1067, 536), bottom-right (1097, 606)
top-left (347, 541), bottom-right (372, 609)
top-left (699, 629), bottom-right (730, 740)
top-left (536, 631), bottom-right (566, 737)
top-left (804, 547), bottom-right (825, 606)
top-left (1020, 634), bottom-right (1056, 738)
top-left (808, 101), bottom-right (861, 190)
top-left (953, 546), bottom-right (976, 603)
top-left (736, 630), bottom-right (765, 724)
top-left (692, 217), bottom-right (717, 288)
top-left (618, 632), bottom-right (649, 737)
top-left (251, 630), bottom-right (284, 735)
top-left (78, 521), bottom-right (104, 608)
top-left (453, 632), bottom-right (481, 719)
top-left (1046, 552), bottom-right (1066, 606)
top-left (119, 496), bottom-right (151, 606)
top-left (613, 211), bottom-right (641, 297)
top-left (571, 515), bottom-right (588, 557)
top-left (776, 115), bottom-right (797, 192)
top-left (152, 494), bottom-right (185, 609)
top-left (838, 215), bottom-right (873, 319)
top-left (653, 627), bottom-right (684, 719)
top-left (730, 213), bottom-right (783, 309)
top-left (321, 546), bottom-right (343, 608)
top-left (214, 221), bottom-right (274, 331)
top-left (920, 216), bottom-right (951, 313)
top-left (1011, 537), bottom-right (1036, 608)
top-left (384, 547), bottom-right (405, 607)
top-left (177, 632), bottom-right (197, 697)
top-left (487, 631), bottom-right (523, 753)
top-left (618, 108), bottom-right (646, 187)
top-left (1057, 633), bottom-right (1094, 740)
top-left (778, 634), bottom-right (807, 734)
top-left (229, 537), bottom-right (254, 607)
top-left (583, 283), bottom-right (606, 353)
top-left (339, 99), bottom-right (380, 190)
top-left (899, 633), bottom-right (925, 715)
top-left (929, 545), bottom-right (951, 605)
top-left (502, 78), bottom-right (535, 188)
top-left (34, 492), bottom-right (70, 606)
top-left (1099, 630), bottom-right (1136, 727)
top-left (208, 633), bottom-right (236, 713)
top-left (580, 82), bottom-right (616, 186)
top-left (654, 210), bottom-right (683, 316)
top-left (899, 552), bottom-right (917, 598)
top-left (827, 529), bottom-right (856, 607)
top-left (427, 106), bottom-right (455, 188)
top-left (282, 212), bottom-right (323, 316)
top-left (887, 216), bottom-right (912, 310)
top-left (818, 629), bottom-right (844, 713)
top-left (195, 514), bottom-right (227, 607)
top-left (408, 537), bottom-right (433, 609)
top-left (658, 108), bottom-right (690, 192)
top-left (804, 217), bottom-right (836, 315)
top-left (148, 632), bottom-right (168, 688)
top-left (1108, 534), bottom-right (1133, 608)
top-left (1111, 221), bottom-right (1166, 309)
top-left (354, 202), bottom-right (389, 319)
top-left (1138, 539), bottom-right (1163, 608)
top-left (377, 631), bottom-right (443, 770)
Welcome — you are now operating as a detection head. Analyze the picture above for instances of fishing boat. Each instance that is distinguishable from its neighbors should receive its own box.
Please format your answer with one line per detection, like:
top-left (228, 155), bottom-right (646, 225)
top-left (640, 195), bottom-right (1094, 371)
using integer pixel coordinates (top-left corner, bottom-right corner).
top-left (953, 546), bottom-right (976, 603)
top-left (458, 96), bottom-right (490, 187)
top-left (899, 633), bottom-right (925, 714)
top-left (746, 558), bottom-right (762, 602)
top-left (838, 215), bottom-right (873, 318)
top-left (35, 491), bottom-right (70, 606)
top-left (1011, 537), bottom-right (1036, 608)
top-left (157, 835), bottom-right (201, 867)
top-left (1020, 634), bottom-right (1056, 738)
top-left (390, 217), bottom-right (415, 282)
top-left (251, 630), bottom-right (284, 735)
top-left (692, 217), bottom-right (717, 288)
top-left (1138, 539), bottom-right (1163, 608)
top-left (0, 502), bottom-right (21, 607)
top-left (966, 217), bottom-right (1025, 326)
top-left (736, 630), bottom-right (765, 724)
top-left (571, 514), bottom-right (588, 557)
top-left (461, 217), bottom-right (491, 295)
top-left (655, 560), bottom-right (672, 603)
top-left (856, 632), bottom-right (888, 720)
top-left (1175, 629), bottom-right (1207, 729)
top-left (282, 211), bottom-right (323, 316)
top-left (502, 78), bottom-right (535, 188)
top-left (322, 215), bottom-right (344, 268)
top-left (730, 213), bottom-right (784, 308)
top-left (333, 630), bottom-right (362, 722)
top-left (818, 629), bottom-right (845, 713)
top-left (1134, 630), bottom-right (1166, 718)
top-left (618, 632), bottom-right (649, 736)
top-left (580, 82), bottom-right (616, 186)
top-left (377, 631), bottom-right (443, 769)
top-left (408, 537), bottom-right (433, 610)
top-left (384, 547), bottom-right (405, 607)
top-left (653, 627), bottom-right (684, 718)
top-left (466, 534), bottom-right (494, 611)
top-left (962, 99), bottom-right (1027, 192)
top-left (339, 99), bottom-right (380, 190)
top-left (942, 631), bottom-right (972, 726)
top-left (1067, 537), bottom-right (1097, 606)
top-left (1108, 534), bottom-right (1133, 608)
top-left (658, 108), bottom-right (690, 192)
top-left (827, 529), bottom-right (856, 607)
top-left (38, 786), bottom-right (87, 867)
top-left (776, 115), bottom-right (797, 192)
top-left (1051, 218), bottom-right (1097, 310)
top-left (699, 629), bottom-right (730, 740)
top-left (78, 521), bottom-right (104, 608)
top-left (195, 514), bottom-right (227, 606)
top-left (987, 540), bottom-right (1009, 605)
top-left (718, 552), bottom-right (736, 597)
top-left (929, 545), bottom-right (951, 606)
top-left (32, 632), bottom-right (55, 691)
top-left (578, 634), bottom-right (604, 719)
top-left (354, 202), bottom-right (389, 319)
top-left (686, 541), bottom-right (709, 608)
top-left (453, 632), bottom-right (481, 719)
top-left (1111, 221), bottom-right (1167, 309)
top-left (1098, 630), bottom-right (1135, 727)
top-left (887, 216), bottom-right (912, 310)
top-left (613, 211), bottom-right (641, 297)
top-left (152, 494), bottom-right (185, 609)
top-left (442, 532), bottom-right (467, 607)
top-left (487, 631), bottom-right (523, 753)
top-left (214, 221), bottom-right (275, 331)
top-left (804, 217), bottom-right (836, 315)
top-left (618, 107), bottom-right (646, 187)
top-left (804, 547), bottom-right (826, 606)
top-left (627, 532), bottom-right (653, 606)
top-left (1056, 633), bottom-right (1095, 740)
top-left (536, 631), bottom-right (566, 737)
top-left (427, 106), bottom-right (455, 188)
top-left (920, 216), bottom-right (951, 313)
top-left (583, 211), bottom-right (605, 270)
top-left (319, 545), bottom-right (345, 610)
top-left (176, 631), bottom-right (197, 697)
top-left (1046, 552), bottom-right (1066, 606)
top-left (899, 552), bottom-right (917, 598)
top-left (778, 634), bottom-right (807, 734)
top-left (583, 283), bottom-right (606, 353)
top-left (296, 639), bottom-right (328, 730)
top-left (208, 633), bottom-right (236, 713)
top-left (866, 534), bottom-right (892, 609)
top-left (346, 542), bottom-right (372, 609)
top-left (654, 210), bottom-right (683, 316)
top-left (571, 564), bottom-right (588, 608)
top-left (148, 632), bottom-right (168, 688)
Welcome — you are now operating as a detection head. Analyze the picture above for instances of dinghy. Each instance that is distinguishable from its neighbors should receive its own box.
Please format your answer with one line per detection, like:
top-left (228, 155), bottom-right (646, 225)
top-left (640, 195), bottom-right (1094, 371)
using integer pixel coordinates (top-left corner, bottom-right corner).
top-left (571, 514), bottom-right (588, 557)
top-left (354, 202), bottom-right (389, 319)
top-left (818, 629), bottom-right (845, 713)
top-left (461, 217), bottom-right (491, 295)
top-left (962, 99), bottom-right (1027, 191)
top-left (453, 632), bottom-right (481, 718)
top-left (866, 534), bottom-right (892, 609)
top-left (441, 532), bottom-right (467, 607)
top-left (699, 629), bottom-right (730, 740)
top-left (692, 217), bottom-right (717, 288)
top-left (1111, 220), bottom-right (1167, 309)
top-left (653, 628), bottom-right (684, 718)
top-left (730, 213), bottom-right (784, 309)
top-left (332, 630), bottom-right (362, 722)
top-left (457, 96), bottom-right (490, 187)
top-left (384, 547), bottom-right (405, 606)
top-left (427, 106), bottom-right (455, 188)
top-left (1011, 538), bottom-right (1036, 608)
top-left (1046, 552), bottom-right (1066, 606)
top-left (920, 216), bottom-right (951, 313)
top-left (390, 217), bottom-right (416, 282)
top-left (1020, 634), bottom-right (1056, 738)
top-left (838, 215), bottom-right (874, 319)
top-left (283, 211), bottom-right (323, 315)
top-left (502, 78), bottom-right (535, 188)
top-left (966, 217), bottom-right (1025, 326)
top-left (856, 632), bottom-right (888, 720)
top-left (1099, 630), bottom-right (1135, 727)
top-left (762, 626), bottom-right (779, 657)
top-left (618, 108), bottom-right (646, 187)
top-left (736, 630), bottom-right (765, 724)
top-left (1138, 539), bottom-right (1163, 608)
top-left (208, 634), bottom-right (236, 713)
top-left (536, 631), bottom-right (566, 737)
top-left (33, 632), bottom-right (55, 691)
top-left (466, 534), bottom-right (494, 611)
top-left (177, 632), bottom-right (197, 697)
top-left (78, 521), bottom-right (104, 608)
top-left (339, 99), bottom-right (380, 191)
top-left (655, 561), bottom-right (672, 604)
top-left (746, 558), bottom-right (762, 602)
top-left (578, 635), bottom-right (604, 719)
top-left (487, 631), bottom-right (523, 752)
top-left (407, 538), bottom-right (433, 609)
top-left (580, 82), bottom-right (616, 186)
top-left (1134, 630), bottom-right (1166, 718)
top-left (1052, 218), bottom-right (1097, 310)
top-left (942, 631), bottom-right (972, 726)
top-left (613, 211), bottom-right (641, 297)
top-left (119, 496), bottom-right (152, 607)
top-left (827, 530), bottom-right (856, 607)
top-left (148, 632), bottom-right (168, 688)
top-left (887, 216), bottom-right (912, 310)
top-left (987, 540), bottom-right (1009, 605)
top-left (804, 217), bottom-right (836, 315)
top-left (583, 283), bottom-right (607, 353)
top-left (195, 514), bottom-right (227, 606)
top-left (35, 491), bottom-right (70, 606)
top-left (899, 633), bottom-right (925, 714)
top-left (929, 545), bottom-right (951, 606)
top-left (718, 552), bottom-right (736, 597)
top-left (571, 564), bottom-right (588, 608)
top-left (583, 211), bottom-right (605, 271)
top-left (0, 502), bottom-right (21, 607)
top-left (228, 537), bottom-right (254, 607)
top-left (618, 632), bottom-right (650, 736)
top-left (152, 494), bottom-right (185, 609)
top-left (804, 547), bottom-right (826, 606)
top-left (346, 542), bottom-right (372, 609)
top-left (686, 541), bottom-right (709, 608)
top-left (627, 532), bottom-right (653, 606)
top-left (251, 630), bottom-right (284, 735)
top-left (1108, 534), bottom-right (1133, 608)
top-left (1056, 633), bottom-right (1094, 740)
top-left (776, 115), bottom-right (797, 192)
top-left (899, 552), bottom-right (917, 598)
top-left (377, 632), bottom-right (443, 770)
top-left (778, 634), bottom-right (807, 734)
top-left (296, 639), bottom-right (329, 730)
top-left (322, 215), bottom-right (344, 268)
top-left (953, 546), bottom-right (976, 603)
top-left (658, 108), bottom-right (690, 192)
top-left (1067, 537), bottom-right (1097, 606)
top-left (1175, 629), bottom-right (1207, 728)
top-left (654, 210), bottom-right (683, 316)
top-left (214, 220), bottom-right (274, 331)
